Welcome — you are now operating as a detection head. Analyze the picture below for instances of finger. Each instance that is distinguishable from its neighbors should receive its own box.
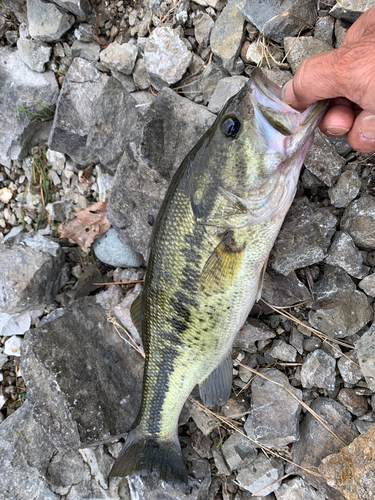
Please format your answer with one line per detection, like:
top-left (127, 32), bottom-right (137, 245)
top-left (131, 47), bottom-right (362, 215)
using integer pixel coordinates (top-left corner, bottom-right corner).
top-left (346, 110), bottom-right (375, 153)
top-left (319, 99), bottom-right (355, 137)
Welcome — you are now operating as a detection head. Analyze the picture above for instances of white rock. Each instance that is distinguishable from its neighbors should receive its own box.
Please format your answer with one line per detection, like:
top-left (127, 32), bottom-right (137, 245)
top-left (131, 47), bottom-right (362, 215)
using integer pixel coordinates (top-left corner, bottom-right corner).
top-left (4, 335), bottom-right (22, 356)
top-left (0, 311), bottom-right (31, 336)
top-left (0, 188), bottom-right (13, 203)
top-left (100, 41), bottom-right (138, 75)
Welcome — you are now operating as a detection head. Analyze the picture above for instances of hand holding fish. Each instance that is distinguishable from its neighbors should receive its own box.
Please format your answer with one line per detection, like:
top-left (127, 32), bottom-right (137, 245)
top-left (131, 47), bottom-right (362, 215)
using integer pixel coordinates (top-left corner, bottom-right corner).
top-left (283, 5), bottom-right (375, 153)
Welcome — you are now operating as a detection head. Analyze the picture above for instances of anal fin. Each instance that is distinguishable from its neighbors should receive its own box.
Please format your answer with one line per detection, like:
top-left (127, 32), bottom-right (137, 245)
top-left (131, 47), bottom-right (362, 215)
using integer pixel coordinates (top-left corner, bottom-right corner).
top-left (199, 352), bottom-right (232, 408)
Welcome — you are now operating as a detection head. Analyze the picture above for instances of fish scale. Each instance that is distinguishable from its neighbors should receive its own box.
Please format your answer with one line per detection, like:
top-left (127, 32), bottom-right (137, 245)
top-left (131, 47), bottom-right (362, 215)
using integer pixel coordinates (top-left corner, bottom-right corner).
top-left (110, 68), bottom-right (328, 485)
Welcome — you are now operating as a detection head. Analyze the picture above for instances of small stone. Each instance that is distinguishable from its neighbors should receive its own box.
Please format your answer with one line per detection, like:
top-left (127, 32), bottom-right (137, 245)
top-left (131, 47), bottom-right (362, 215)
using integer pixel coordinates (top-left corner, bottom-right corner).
top-left (236, 454), bottom-right (284, 496)
top-left (4, 335), bottom-right (22, 356)
top-left (251, 368), bottom-right (302, 448)
top-left (290, 328), bottom-right (304, 355)
top-left (261, 269), bottom-right (311, 308)
top-left (329, 169), bottom-right (361, 207)
top-left (337, 388), bottom-right (368, 417)
top-left (275, 476), bottom-right (326, 500)
top-left (334, 19), bottom-right (348, 48)
top-left (338, 351), bottom-right (363, 385)
top-left (359, 273), bottom-right (375, 298)
top-left (194, 12), bottom-right (214, 48)
top-left (234, 318), bottom-right (275, 353)
top-left (329, 0), bottom-right (371, 23)
top-left (355, 325), bottom-right (375, 391)
top-left (200, 62), bottom-right (230, 102)
top-left (221, 396), bottom-right (250, 420)
top-left (207, 75), bottom-right (248, 113)
top-left (93, 228), bottom-right (143, 268)
top-left (341, 195), bottom-right (375, 249)
top-left (185, 398), bottom-right (218, 436)
top-left (303, 337), bottom-right (322, 352)
top-left (132, 58), bottom-right (149, 90)
top-left (314, 15), bottom-right (335, 45)
top-left (71, 41), bottom-right (100, 62)
top-left (100, 41), bottom-right (138, 75)
top-left (17, 38), bottom-right (52, 72)
top-left (284, 37), bottom-right (333, 74)
top-left (325, 231), bottom-right (369, 279)
top-left (222, 432), bottom-right (257, 471)
top-left (27, 0), bottom-right (75, 42)
top-left (0, 188), bottom-right (13, 203)
top-left (212, 449), bottom-right (230, 476)
top-left (267, 340), bottom-right (297, 362)
top-left (0, 311), bottom-right (31, 336)
top-left (301, 349), bottom-right (336, 391)
top-left (353, 419), bottom-right (375, 434)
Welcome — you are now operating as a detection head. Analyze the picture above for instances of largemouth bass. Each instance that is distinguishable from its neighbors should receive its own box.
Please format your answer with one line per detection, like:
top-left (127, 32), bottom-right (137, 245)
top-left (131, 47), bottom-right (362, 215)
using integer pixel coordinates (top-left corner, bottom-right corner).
top-left (110, 68), bottom-right (327, 485)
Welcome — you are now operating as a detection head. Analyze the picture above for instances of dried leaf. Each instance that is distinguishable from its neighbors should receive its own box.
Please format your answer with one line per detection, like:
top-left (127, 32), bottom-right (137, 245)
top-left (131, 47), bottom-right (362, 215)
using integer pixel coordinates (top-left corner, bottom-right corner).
top-left (59, 201), bottom-right (111, 247)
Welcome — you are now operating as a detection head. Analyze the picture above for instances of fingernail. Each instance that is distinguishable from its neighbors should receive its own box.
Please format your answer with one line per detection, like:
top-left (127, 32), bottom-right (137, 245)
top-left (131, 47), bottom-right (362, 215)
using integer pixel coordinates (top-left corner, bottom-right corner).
top-left (360, 115), bottom-right (375, 140)
top-left (282, 80), bottom-right (295, 106)
top-left (326, 126), bottom-right (350, 136)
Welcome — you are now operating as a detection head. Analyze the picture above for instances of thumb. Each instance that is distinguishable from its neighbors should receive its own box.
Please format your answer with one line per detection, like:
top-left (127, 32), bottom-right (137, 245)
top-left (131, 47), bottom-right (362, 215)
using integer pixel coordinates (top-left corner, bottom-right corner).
top-left (282, 50), bottom-right (341, 110)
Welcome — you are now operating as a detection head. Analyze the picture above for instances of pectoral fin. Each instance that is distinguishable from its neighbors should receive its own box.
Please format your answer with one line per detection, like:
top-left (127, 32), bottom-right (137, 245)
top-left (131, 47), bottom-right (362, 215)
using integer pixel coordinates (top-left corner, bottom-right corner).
top-left (199, 352), bottom-right (232, 408)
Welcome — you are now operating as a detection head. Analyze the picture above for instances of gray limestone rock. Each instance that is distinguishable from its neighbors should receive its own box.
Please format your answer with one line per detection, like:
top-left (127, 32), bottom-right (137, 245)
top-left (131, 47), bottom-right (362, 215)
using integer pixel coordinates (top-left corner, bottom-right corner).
top-left (266, 340), bottom-right (297, 362)
top-left (210, 0), bottom-right (245, 73)
top-left (93, 228), bottom-right (144, 268)
top-left (0, 46), bottom-right (59, 164)
top-left (21, 297), bottom-right (144, 449)
top-left (284, 37), bottom-right (333, 73)
top-left (325, 231), bottom-right (369, 279)
top-left (132, 58), bottom-right (149, 90)
top-left (200, 62), bottom-right (231, 102)
top-left (308, 266), bottom-right (373, 338)
top-left (269, 197), bottom-right (337, 276)
top-left (301, 349), bottom-right (336, 390)
top-left (341, 195), bottom-right (375, 249)
top-left (221, 432), bottom-right (257, 471)
top-left (107, 87), bottom-right (215, 259)
top-left (71, 40), bottom-right (100, 61)
top-left (304, 129), bottom-right (345, 187)
top-left (0, 310), bottom-right (32, 336)
top-left (337, 388), bottom-right (368, 417)
top-left (48, 57), bottom-right (109, 165)
top-left (328, 169), bottom-right (361, 207)
top-left (234, 318), bottom-right (276, 353)
top-left (334, 19), bottom-right (348, 48)
top-left (194, 12), bottom-right (214, 48)
top-left (261, 269), bottom-right (311, 308)
top-left (251, 368), bottom-right (302, 448)
top-left (27, 0), bottom-right (75, 42)
top-left (0, 232), bottom-right (65, 314)
top-left (238, 0), bottom-right (317, 45)
top-left (144, 26), bottom-right (192, 89)
top-left (359, 273), bottom-right (375, 297)
top-left (328, 136), bottom-right (352, 156)
top-left (46, 0), bottom-right (91, 19)
top-left (337, 351), bottom-right (363, 385)
top-left (274, 476), bottom-right (326, 500)
top-left (329, 0), bottom-right (373, 23)
top-left (314, 15), bottom-right (335, 45)
top-left (236, 454), bottom-right (284, 496)
top-left (17, 38), bottom-right (52, 72)
top-left (207, 75), bottom-right (248, 113)
top-left (292, 397), bottom-right (358, 499)
top-left (355, 324), bottom-right (375, 391)
top-left (100, 41), bottom-right (138, 75)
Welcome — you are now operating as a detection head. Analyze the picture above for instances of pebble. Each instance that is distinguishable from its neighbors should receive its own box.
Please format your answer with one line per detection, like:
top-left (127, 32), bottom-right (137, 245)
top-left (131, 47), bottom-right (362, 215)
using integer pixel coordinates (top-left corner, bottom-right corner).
top-left (4, 335), bottom-right (22, 356)
top-left (301, 349), bottom-right (336, 391)
top-left (100, 41), bottom-right (138, 75)
top-left (337, 388), bottom-right (368, 417)
top-left (93, 228), bottom-right (143, 268)
top-left (325, 231), bottom-right (369, 279)
top-left (207, 75), bottom-right (248, 113)
top-left (355, 325), bottom-right (375, 391)
top-left (341, 195), bottom-right (375, 249)
top-left (236, 454), bottom-right (284, 496)
top-left (266, 339), bottom-right (297, 362)
top-left (359, 273), bottom-right (375, 298)
top-left (0, 188), bottom-right (13, 203)
top-left (221, 432), bottom-right (257, 471)
top-left (337, 351), bottom-right (363, 385)
top-left (328, 169), bottom-right (361, 207)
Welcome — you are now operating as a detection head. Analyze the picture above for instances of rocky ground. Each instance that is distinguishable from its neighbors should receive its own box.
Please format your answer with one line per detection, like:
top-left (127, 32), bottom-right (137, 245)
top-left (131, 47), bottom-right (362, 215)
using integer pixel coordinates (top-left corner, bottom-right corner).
top-left (1, 0), bottom-right (375, 499)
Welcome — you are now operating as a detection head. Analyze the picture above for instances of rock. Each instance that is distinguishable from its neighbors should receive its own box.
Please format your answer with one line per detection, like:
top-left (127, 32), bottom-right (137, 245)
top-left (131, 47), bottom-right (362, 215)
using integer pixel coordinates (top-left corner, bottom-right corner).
top-left (328, 169), bottom-right (361, 207)
top-left (207, 75), bottom-right (248, 113)
top-left (275, 476), bottom-right (326, 500)
top-left (325, 231), bottom-right (369, 279)
top-left (284, 37), bottom-right (333, 73)
top-left (236, 454), bottom-right (284, 496)
top-left (355, 325), bottom-right (375, 391)
top-left (71, 40), bottom-right (100, 61)
top-left (0, 46), bottom-right (59, 164)
top-left (112, 285), bottom-right (143, 346)
top-left (16, 38), bottom-right (52, 72)
top-left (221, 432), bottom-right (257, 471)
top-left (21, 297), bottom-right (144, 449)
top-left (144, 26), bottom-right (192, 89)
top-left (269, 198), bottom-right (337, 276)
top-left (212, 448), bottom-right (231, 475)
top-left (335, 19), bottom-right (348, 48)
top-left (337, 351), bottom-right (363, 385)
top-left (241, 41), bottom-right (283, 68)
top-left (341, 195), bottom-right (375, 249)
top-left (238, 0), bottom-right (317, 44)
top-left (0, 187), bottom-right (13, 203)
top-left (234, 318), bottom-right (276, 353)
top-left (314, 15), bottom-right (335, 45)
top-left (200, 62), bottom-right (231, 102)
top-left (328, 136), bottom-right (352, 156)
top-left (301, 349), bottom-right (336, 390)
top-left (194, 12), bottom-right (214, 48)
top-left (107, 87), bottom-right (215, 259)
top-left (359, 273), bottom-right (375, 297)
top-left (100, 41), bottom-right (138, 75)
top-left (337, 388), bottom-right (368, 417)
top-left (221, 395), bottom-right (250, 419)
top-left (260, 67), bottom-right (293, 88)
top-left (292, 397), bottom-right (358, 498)
top-left (290, 328), bottom-right (304, 355)
top-left (210, 0), bottom-right (245, 73)
top-left (304, 130), bottom-right (345, 187)
top-left (185, 398), bottom-right (218, 436)
top-left (4, 335), bottom-right (22, 356)
top-left (27, 0), bottom-right (74, 42)
top-left (303, 337), bottom-right (322, 352)
top-left (48, 58), bottom-right (109, 165)
top-left (266, 340), bottom-right (297, 362)
top-left (46, 0), bottom-right (91, 19)
top-left (308, 266), bottom-right (373, 339)
top-left (261, 269), bottom-right (311, 307)
top-left (93, 228), bottom-right (144, 268)
top-left (354, 420), bottom-right (375, 435)
top-left (319, 423), bottom-right (375, 499)
top-left (329, 0), bottom-right (374, 23)
top-left (0, 232), bottom-right (65, 314)
top-left (132, 58), bottom-right (149, 90)
top-left (0, 310), bottom-right (31, 336)
top-left (251, 368), bottom-right (302, 448)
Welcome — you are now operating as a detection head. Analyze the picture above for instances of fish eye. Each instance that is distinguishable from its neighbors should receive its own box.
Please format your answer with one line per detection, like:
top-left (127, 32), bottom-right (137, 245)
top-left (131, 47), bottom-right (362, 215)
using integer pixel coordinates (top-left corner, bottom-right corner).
top-left (221, 117), bottom-right (241, 137)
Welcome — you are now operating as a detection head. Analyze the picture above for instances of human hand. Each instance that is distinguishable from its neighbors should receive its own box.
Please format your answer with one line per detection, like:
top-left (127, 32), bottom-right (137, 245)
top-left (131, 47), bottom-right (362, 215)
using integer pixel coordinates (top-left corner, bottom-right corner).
top-left (282, 6), bottom-right (375, 153)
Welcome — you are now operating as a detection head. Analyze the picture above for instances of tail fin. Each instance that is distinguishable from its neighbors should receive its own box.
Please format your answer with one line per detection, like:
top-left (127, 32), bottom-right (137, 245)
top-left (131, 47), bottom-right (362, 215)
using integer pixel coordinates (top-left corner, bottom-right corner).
top-left (110, 425), bottom-right (188, 487)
